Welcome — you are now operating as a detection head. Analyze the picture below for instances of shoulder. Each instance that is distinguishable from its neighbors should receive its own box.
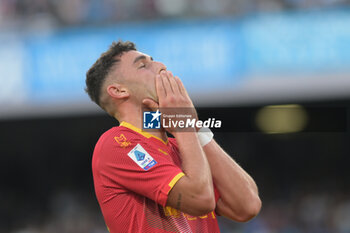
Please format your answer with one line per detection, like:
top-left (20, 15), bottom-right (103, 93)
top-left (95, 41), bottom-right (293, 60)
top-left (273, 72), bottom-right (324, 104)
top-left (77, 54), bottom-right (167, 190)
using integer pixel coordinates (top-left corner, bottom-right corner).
top-left (93, 126), bottom-right (148, 168)
top-left (96, 126), bottom-right (145, 151)
top-left (168, 137), bottom-right (178, 147)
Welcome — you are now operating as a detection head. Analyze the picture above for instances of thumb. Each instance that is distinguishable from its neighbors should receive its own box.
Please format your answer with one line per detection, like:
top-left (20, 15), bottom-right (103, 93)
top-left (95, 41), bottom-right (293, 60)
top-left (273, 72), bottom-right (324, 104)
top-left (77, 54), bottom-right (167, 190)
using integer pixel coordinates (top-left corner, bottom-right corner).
top-left (142, 98), bottom-right (159, 111)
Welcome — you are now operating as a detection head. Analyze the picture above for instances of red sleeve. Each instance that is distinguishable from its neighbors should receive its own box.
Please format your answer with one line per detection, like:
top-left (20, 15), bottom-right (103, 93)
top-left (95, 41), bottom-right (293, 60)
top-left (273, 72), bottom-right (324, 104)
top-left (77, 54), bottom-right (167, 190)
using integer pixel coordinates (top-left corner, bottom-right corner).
top-left (214, 183), bottom-right (221, 203)
top-left (98, 133), bottom-right (184, 207)
top-left (213, 183), bottom-right (221, 216)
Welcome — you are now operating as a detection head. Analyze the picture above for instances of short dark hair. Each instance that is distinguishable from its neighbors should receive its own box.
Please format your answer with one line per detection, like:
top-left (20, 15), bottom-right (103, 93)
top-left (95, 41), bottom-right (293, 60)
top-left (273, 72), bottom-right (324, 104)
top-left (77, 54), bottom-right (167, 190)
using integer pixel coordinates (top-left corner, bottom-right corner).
top-left (85, 41), bottom-right (136, 107)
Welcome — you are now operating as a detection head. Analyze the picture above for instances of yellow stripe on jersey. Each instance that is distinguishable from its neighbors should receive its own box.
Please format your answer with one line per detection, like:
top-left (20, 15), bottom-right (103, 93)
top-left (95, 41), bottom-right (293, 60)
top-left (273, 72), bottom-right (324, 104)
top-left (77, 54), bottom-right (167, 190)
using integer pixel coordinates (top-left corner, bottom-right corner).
top-left (120, 121), bottom-right (168, 145)
top-left (168, 172), bottom-right (185, 193)
top-left (158, 148), bottom-right (168, 155)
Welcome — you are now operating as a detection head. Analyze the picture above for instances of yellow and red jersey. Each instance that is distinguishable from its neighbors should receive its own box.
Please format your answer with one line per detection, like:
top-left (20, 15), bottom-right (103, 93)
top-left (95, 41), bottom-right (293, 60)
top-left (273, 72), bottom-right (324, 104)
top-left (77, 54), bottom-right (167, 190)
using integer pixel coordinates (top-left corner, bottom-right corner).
top-left (92, 121), bottom-right (220, 233)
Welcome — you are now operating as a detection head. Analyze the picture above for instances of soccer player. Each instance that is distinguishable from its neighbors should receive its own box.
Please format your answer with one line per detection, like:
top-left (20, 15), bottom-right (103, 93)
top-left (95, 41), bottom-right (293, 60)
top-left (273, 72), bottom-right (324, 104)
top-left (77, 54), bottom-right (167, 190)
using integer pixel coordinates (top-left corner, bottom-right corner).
top-left (85, 41), bottom-right (261, 233)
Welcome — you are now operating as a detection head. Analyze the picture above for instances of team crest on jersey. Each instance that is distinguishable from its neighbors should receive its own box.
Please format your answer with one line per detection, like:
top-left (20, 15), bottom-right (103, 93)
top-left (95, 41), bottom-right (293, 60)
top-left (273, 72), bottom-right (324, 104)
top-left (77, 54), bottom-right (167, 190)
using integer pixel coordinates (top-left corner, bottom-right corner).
top-left (127, 144), bottom-right (157, 171)
top-left (114, 134), bottom-right (131, 148)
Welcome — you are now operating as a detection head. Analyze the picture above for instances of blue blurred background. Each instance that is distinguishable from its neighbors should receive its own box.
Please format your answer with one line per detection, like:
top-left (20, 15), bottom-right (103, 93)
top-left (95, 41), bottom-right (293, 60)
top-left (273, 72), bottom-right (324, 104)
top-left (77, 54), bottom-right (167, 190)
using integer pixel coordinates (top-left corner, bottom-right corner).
top-left (0, 0), bottom-right (350, 232)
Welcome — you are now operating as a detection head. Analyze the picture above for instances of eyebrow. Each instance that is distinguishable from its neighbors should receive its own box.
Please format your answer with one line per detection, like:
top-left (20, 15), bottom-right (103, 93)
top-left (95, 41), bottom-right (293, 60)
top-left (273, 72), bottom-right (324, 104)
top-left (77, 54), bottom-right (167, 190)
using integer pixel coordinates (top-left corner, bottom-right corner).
top-left (133, 55), bottom-right (153, 65)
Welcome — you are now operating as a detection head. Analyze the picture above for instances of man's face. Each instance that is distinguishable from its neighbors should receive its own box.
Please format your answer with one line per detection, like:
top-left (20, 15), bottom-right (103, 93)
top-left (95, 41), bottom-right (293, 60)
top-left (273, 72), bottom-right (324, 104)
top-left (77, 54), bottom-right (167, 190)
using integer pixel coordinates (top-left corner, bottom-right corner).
top-left (116, 50), bottom-right (166, 104)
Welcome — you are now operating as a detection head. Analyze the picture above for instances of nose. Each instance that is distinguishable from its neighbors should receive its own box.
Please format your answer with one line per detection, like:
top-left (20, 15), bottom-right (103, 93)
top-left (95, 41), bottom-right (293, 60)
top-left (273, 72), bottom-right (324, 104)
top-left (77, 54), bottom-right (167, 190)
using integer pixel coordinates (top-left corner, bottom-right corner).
top-left (154, 61), bottom-right (167, 74)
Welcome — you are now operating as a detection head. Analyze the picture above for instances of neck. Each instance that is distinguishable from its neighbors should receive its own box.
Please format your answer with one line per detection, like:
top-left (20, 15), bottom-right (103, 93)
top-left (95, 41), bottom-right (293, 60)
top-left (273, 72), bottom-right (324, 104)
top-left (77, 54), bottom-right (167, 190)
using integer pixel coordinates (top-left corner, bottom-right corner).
top-left (115, 103), bottom-right (168, 143)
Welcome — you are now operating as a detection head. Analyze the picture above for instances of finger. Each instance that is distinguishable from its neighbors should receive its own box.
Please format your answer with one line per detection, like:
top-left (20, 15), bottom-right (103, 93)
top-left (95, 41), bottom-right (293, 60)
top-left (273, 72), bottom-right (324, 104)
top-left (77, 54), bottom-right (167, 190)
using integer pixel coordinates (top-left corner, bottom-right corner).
top-left (167, 71), bottom-right (181, 95)
top-left (142, 98), bottom-right (159, 111)
top-left (161, 71), bottom-right (173, 95)
top-left (174, 76), bottom-right (187, 96)
top-left (155, 74), bottom-right (166, 100)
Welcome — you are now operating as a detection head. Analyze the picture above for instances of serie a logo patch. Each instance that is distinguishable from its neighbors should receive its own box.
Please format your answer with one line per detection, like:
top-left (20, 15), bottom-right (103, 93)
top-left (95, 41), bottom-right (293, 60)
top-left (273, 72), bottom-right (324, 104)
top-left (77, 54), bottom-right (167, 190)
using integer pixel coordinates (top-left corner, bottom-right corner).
top-left (127, 144), bottom-right (157, 171)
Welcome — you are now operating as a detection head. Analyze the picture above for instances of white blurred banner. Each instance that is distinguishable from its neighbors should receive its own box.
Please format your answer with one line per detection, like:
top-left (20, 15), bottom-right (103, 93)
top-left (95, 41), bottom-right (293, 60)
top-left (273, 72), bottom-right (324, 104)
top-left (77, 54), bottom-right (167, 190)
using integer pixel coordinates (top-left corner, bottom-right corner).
top-left (1, 9), bottom-right (350, 118)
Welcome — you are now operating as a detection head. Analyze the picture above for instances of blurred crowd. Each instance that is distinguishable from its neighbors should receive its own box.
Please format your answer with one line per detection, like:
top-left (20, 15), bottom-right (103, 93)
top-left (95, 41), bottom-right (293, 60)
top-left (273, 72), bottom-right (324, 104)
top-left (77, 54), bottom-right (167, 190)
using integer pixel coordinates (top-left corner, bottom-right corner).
top-left (7, 189), bottom-right (350, 233)
top-left (0, 0), bottom-right (349, 29)
top-left (238, 190), bottom-right (350, 233)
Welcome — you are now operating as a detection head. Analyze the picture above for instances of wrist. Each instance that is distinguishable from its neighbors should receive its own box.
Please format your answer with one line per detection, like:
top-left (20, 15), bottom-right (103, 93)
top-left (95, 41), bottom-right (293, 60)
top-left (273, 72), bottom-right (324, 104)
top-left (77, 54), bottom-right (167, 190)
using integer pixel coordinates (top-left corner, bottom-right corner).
top-left (172, 127), bottom-right (197, 138)
top-left (197, 127), bottom-right (214, 147)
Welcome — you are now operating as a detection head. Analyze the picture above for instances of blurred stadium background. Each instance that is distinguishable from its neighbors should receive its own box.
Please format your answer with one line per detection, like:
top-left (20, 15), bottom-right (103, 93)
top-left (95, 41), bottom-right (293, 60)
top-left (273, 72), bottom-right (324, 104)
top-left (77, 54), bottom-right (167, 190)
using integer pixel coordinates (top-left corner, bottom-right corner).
top-left (1, 0), bottom-right (350, 232)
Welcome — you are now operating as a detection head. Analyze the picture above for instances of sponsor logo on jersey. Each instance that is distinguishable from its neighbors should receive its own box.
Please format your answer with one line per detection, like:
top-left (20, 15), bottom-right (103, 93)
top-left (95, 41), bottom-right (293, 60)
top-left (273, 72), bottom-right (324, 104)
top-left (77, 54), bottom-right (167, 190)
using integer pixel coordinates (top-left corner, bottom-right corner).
top-left (163, 206), bottom-right (216, 220)
top-left (127, 144), bottom-right (157, 171)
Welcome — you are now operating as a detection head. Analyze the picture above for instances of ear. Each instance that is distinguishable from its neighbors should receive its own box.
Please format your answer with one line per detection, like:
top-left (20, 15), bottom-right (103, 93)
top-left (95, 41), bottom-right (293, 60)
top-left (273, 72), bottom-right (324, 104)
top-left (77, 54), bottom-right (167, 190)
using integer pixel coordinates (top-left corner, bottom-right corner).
top-left (106, 83), bottom-right (130, 100)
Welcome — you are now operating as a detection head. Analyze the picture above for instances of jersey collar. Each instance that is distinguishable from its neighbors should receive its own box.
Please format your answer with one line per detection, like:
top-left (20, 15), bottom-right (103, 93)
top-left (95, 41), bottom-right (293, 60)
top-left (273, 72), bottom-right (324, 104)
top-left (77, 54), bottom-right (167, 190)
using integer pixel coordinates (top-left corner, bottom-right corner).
top-left (120, 121), bottom-right (168, 145)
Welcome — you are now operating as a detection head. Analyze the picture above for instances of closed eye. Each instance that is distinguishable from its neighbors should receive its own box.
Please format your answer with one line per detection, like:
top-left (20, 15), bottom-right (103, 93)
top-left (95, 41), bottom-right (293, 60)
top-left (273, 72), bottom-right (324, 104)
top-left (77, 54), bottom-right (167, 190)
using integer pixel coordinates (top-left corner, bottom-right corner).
top-left (138, 63), bottom-right (146, 69)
